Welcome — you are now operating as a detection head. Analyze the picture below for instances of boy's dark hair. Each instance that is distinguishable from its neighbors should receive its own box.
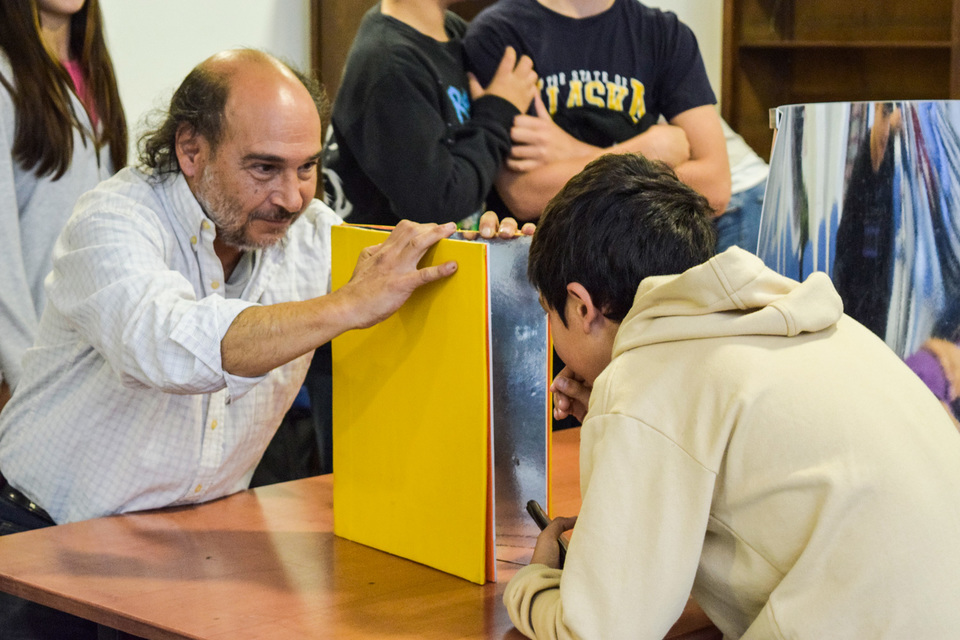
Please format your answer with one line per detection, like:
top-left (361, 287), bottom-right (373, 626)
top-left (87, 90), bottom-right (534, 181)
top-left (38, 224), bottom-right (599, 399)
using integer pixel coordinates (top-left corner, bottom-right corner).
top-left (528, 153), bottom-right (717, 324)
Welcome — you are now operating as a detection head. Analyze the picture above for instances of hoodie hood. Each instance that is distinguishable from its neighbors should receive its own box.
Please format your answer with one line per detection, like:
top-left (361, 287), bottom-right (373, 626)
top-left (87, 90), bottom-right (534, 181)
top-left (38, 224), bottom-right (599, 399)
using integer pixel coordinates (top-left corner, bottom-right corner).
top-left (612, 247), bottom-right (844, 358)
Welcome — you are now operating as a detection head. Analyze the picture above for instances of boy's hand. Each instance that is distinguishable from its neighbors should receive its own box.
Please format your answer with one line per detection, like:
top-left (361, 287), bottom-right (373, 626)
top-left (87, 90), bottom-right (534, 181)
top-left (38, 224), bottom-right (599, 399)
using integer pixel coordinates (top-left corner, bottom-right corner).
top-left (479, 210), bottom-right (536, 238)
top-left (507, 92), bottom-right (596, 172)
top-left (468, 46), bottom-right (537, 114)
top-left (551, 366), bottom-right (591, 423)
top-left (531, 515), bottom-right (577, 569)
top-left (460, 211), bottom-right (535, 240)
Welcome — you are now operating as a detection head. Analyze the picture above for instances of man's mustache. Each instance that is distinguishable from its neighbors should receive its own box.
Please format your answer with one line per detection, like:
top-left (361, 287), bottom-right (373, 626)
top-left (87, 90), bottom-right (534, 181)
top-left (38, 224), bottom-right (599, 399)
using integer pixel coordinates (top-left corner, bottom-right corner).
top-left (252, 207), bottom-right (299, 223)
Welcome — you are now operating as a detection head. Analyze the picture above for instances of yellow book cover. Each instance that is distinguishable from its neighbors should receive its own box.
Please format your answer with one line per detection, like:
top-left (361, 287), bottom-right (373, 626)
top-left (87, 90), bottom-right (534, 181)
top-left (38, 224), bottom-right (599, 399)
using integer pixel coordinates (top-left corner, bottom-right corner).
top-left (330, 225), bottom-right (491, 584)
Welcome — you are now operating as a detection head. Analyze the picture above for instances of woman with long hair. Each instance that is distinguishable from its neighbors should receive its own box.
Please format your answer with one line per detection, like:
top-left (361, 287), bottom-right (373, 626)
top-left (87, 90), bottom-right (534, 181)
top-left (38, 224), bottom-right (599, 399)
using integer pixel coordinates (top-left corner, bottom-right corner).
top-left (0, 0), bottom-right (126, 413)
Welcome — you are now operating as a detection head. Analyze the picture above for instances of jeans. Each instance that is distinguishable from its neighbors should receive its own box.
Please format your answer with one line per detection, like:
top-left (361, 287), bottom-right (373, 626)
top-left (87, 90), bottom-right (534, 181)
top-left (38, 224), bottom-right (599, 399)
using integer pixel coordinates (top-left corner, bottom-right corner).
top-left (714, 179), bottom-right (766, 254)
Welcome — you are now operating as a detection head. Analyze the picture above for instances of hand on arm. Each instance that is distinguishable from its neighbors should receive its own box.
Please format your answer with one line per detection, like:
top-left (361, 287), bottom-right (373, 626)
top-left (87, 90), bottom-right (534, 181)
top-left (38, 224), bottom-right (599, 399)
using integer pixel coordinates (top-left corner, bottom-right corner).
top-left (495, 117), bottom-right (692, 221)
top-left (221, 221), bottom-right (458, 377)
top-left (497, 104), bottom-right (728, 220)
top-left (467, 46), bottom-right (538, 114)
top-left (341, 46), bottom-right (528, 223)
top-left (506, 92), bottom-right (597, 172)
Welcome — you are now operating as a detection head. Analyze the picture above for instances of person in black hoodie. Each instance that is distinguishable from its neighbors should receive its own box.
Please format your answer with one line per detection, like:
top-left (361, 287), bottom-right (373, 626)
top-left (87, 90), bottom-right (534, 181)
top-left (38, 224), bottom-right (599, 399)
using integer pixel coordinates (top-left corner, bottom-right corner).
top-left (322, 0), bottom-right (538, 228)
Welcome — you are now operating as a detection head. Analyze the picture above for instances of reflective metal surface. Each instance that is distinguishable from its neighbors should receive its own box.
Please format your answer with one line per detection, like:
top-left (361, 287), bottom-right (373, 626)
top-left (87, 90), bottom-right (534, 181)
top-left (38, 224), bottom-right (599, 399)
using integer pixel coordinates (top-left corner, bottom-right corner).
top-left (760, 101), bottom-right (960, 357)
top-left (483, 235), bottom-right (550, 572)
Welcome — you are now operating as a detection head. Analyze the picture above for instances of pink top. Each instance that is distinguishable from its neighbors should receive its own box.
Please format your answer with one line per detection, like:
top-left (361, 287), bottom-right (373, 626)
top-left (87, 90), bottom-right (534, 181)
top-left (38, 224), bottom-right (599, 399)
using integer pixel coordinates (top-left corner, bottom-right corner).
top-left (62, 58), bottom-right (98, 129)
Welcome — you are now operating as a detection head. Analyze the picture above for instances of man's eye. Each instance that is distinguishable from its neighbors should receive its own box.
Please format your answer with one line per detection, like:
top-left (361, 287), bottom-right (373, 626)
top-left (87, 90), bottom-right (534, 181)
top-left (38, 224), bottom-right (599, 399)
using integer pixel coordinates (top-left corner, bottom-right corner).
top-left (253, 164), bottom-right (277, 175)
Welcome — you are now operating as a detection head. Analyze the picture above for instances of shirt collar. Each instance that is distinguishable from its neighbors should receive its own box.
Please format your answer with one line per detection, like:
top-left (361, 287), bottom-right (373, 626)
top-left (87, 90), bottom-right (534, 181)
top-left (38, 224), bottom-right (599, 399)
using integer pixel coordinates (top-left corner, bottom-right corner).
top-left (162, 171), bottom-right (211, 240)
top-left (157, 170), bottom-right (288, 277)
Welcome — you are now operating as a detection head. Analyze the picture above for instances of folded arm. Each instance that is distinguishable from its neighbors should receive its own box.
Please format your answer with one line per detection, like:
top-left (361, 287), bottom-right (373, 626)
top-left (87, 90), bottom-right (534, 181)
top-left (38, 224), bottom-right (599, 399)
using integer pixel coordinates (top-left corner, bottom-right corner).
top-left (497, 104), bottom-right (730, 220)
top-left (335, 47), bottom-right (535, 224)
top-left (668, 105), bottom-right (731, 215)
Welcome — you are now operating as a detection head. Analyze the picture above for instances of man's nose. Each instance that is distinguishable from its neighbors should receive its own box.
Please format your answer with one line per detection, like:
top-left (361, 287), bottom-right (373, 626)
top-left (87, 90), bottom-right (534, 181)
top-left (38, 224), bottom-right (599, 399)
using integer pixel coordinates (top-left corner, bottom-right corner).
top-left (273, 171), bottom-right (304, 212)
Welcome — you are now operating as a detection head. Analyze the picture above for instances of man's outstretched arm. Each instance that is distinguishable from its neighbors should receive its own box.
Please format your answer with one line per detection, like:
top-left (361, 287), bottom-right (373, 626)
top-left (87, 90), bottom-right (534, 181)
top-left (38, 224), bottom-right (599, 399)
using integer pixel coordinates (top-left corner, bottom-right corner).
top-left (221, 212), bottom-right (533, 378)
top-left (221, 220), bottom-right (458, 378)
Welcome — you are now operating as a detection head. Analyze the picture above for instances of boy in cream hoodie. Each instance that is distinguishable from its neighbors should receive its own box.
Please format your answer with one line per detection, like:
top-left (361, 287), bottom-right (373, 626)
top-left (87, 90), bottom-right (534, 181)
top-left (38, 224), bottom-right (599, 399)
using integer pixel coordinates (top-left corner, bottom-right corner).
top-left (510, 153), bottom-right (960, 639)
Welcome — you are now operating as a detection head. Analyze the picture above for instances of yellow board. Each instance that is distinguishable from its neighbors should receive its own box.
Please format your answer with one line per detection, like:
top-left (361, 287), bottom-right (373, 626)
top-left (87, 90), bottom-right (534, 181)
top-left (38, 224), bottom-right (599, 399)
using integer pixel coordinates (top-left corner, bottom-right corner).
top-left (331, 225), bottom-right (491, 584)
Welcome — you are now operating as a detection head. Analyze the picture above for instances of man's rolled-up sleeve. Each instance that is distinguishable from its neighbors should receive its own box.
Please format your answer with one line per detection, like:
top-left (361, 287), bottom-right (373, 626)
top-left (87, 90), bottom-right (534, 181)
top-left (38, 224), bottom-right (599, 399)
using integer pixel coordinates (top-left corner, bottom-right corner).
top-left (47, 204), bottom-right (267, 398)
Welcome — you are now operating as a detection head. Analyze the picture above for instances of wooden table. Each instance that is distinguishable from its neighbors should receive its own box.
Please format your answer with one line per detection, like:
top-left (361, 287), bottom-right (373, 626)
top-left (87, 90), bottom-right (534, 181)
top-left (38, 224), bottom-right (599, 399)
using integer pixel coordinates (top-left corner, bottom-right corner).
top-left (0, 429), bottom-right (720, 639)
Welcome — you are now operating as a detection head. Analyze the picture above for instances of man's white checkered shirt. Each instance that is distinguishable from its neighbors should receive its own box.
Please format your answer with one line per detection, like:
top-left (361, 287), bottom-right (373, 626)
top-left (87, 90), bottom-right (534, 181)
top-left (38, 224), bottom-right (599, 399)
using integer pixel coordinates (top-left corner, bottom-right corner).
top-left (0, 167), bottom-right (342, 523)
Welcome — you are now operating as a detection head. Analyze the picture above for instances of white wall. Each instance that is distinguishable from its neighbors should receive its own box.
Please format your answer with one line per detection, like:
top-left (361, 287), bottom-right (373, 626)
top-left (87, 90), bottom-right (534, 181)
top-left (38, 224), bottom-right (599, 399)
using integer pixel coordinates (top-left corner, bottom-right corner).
top-left (99, 0), bottom-right (311, 161)
top-left (646, 0), bottom-right (724, 103)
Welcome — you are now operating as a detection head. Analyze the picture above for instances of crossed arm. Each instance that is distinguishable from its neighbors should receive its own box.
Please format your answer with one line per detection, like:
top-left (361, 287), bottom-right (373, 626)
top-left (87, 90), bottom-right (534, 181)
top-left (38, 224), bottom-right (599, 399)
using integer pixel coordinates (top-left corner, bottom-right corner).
top-left (496, 98), bottom-right (731, 221)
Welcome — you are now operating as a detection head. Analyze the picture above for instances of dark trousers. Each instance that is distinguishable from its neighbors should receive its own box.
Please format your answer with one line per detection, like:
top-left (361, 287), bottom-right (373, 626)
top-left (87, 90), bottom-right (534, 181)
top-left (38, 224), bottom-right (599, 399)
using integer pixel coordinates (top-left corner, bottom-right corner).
top-left (0, 491), bottom-right (101, 640)
top-left (250, 343), bottom-right (333, 486)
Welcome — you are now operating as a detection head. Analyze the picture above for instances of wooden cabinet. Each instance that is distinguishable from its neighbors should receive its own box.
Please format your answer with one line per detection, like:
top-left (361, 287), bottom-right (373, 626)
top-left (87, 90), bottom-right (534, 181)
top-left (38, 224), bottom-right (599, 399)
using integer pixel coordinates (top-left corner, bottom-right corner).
top-left (721, 0), bottom-right (960, 159)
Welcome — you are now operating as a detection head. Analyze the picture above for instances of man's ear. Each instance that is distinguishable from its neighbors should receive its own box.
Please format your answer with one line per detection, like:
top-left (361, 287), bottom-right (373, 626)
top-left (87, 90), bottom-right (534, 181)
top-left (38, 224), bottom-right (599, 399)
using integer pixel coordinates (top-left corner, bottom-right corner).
top-left (566, 282), bottom-right (607, 334)
top-left (175, 123), bottom-right (206, 179)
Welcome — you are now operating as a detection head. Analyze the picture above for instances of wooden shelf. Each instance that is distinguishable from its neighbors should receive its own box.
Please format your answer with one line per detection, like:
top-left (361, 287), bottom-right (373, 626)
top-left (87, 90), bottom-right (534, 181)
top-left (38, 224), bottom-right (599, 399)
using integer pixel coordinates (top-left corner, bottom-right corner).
top-left (722, 0), bottom-right (960, 161)
top-left (739, 40), bottom-right (952, 50)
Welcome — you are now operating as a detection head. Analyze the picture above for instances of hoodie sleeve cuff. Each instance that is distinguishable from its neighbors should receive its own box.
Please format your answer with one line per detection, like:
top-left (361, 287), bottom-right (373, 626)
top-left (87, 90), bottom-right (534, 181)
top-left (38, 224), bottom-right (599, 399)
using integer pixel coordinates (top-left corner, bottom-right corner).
top-left (471, 94), bottom-right (521, 131)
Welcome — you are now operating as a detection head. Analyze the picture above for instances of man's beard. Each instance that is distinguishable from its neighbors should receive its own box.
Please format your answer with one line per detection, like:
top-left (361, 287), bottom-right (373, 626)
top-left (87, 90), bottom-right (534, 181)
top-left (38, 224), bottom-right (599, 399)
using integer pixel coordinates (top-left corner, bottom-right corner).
top-left (195, 168), bottom-right (300, 251)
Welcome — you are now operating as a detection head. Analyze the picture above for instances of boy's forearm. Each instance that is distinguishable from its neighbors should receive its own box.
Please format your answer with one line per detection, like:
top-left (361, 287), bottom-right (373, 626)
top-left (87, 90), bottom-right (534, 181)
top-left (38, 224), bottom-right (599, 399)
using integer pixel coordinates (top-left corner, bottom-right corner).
top-left (496, 148), bottom-right (614, 221)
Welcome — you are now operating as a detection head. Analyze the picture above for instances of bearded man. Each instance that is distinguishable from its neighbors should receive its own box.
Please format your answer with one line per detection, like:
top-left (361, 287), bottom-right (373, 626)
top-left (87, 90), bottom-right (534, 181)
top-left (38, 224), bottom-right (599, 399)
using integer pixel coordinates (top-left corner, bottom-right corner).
top-left (0, 49), bottom-right (524, 529)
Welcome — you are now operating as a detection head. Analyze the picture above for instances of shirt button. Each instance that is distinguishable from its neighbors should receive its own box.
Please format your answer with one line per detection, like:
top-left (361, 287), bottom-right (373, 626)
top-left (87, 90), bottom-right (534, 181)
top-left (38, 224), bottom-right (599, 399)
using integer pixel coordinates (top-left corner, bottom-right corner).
top-left (190, 236), bottom-right (197, 245)
top-left (211, 420), bottom-right (218, 430)
top-left (201, 220), bottom-right (211, 230)
top-left (211, 281), bottom-right (220, 290)
top-left (194, 484), bottom-right (202, 493)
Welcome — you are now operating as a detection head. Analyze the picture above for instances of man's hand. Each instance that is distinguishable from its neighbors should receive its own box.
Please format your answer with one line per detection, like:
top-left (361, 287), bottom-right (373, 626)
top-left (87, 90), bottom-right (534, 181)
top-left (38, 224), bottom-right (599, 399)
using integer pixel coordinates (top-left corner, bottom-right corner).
top-left (222, 221), bottom-right (460, 378)
top-left (468, 46), bottom-right (538, 114)
top-left (551, 365), bottom-right (591, 423)
top-left (531, 515), bottom-right (577, 569)
top-left (337, 221), bottom-right (459, 329)
top-left (506, 93), bottom-right (597, 172)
